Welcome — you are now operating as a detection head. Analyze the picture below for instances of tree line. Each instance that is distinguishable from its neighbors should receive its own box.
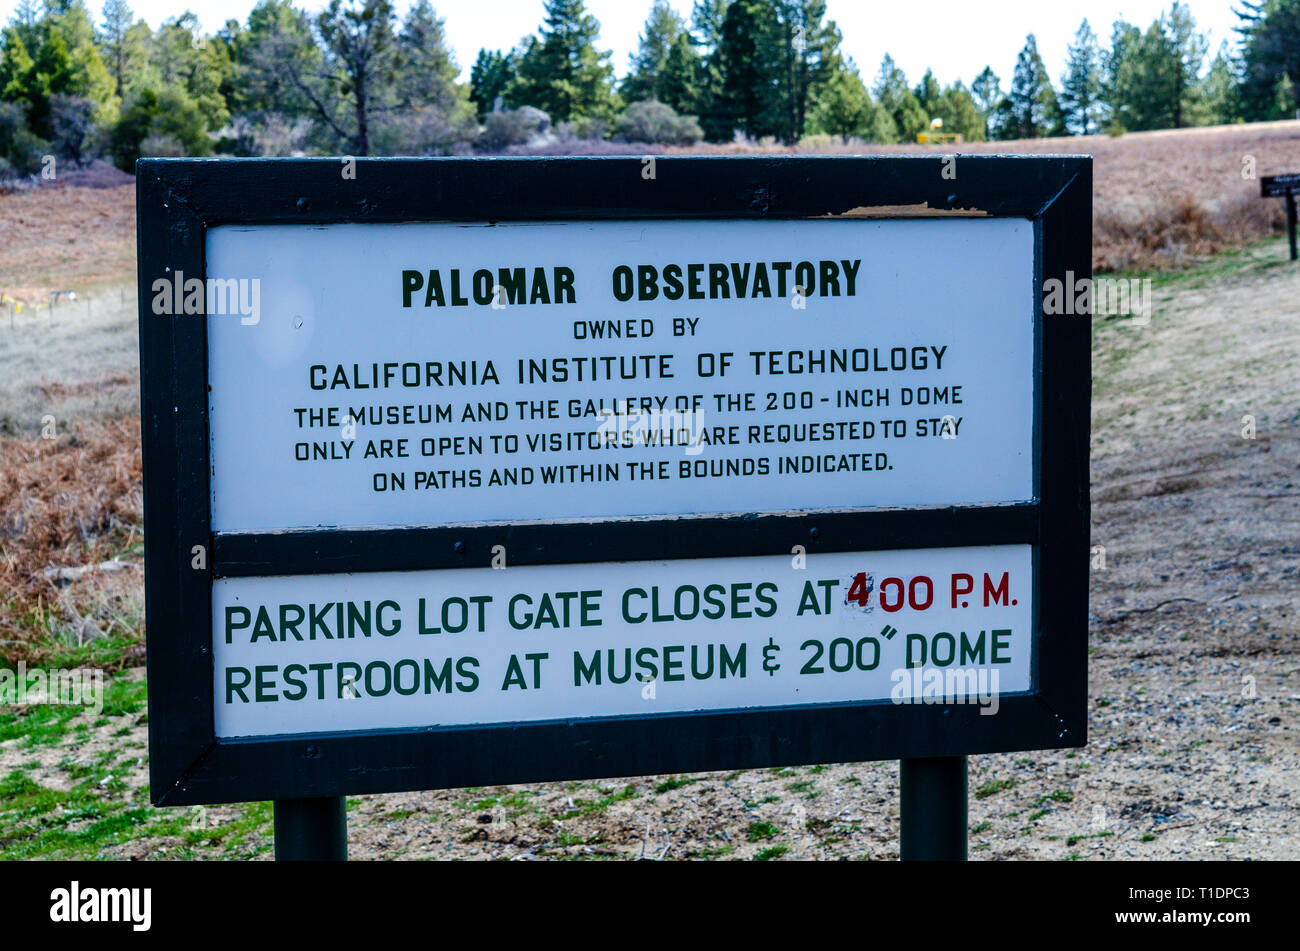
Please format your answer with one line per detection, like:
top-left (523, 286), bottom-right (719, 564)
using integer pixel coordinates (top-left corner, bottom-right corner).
top-left (1, 0), bottom-right (1298, 176)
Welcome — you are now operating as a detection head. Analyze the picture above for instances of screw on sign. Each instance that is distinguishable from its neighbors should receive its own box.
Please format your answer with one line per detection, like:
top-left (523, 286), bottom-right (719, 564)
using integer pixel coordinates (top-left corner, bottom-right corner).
top-left (1260, 174), bottom-right (1300, 261)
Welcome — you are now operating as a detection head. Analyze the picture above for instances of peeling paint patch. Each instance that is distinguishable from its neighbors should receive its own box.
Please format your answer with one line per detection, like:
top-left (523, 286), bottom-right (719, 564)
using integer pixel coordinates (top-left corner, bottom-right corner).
top-left (818, 204), bottom-right (989, 218)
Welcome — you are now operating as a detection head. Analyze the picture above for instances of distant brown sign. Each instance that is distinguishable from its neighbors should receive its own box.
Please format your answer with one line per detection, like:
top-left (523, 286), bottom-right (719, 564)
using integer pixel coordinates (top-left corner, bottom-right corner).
top-left (1260, 173), bottom-right (1300, 197)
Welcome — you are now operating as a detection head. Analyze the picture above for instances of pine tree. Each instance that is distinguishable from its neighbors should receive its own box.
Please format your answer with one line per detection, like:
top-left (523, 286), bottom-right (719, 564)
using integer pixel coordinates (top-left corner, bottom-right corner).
top-left (1189, 42), bottom-right (1240, 125)
top-left (1164, 2), bottom-right (1208, 127)
top-left (232, 0), bottom-right (326, 122)
top-left (971, 66), bottom-right (1001, 138)
top-left (10, 0), bottom-right (42, 48)
top-left (1005, 34), bottom-right (1061, 138)
top-left (1059, 19), bottom-right (1101, 135)
top-left (0, 29), bottom-right (36, 105)
top-left (658, 30), bottom-right (702, 116)
top-left (768, 0), bottom-right (840, 143)
top-left (689, 0), bottom-right (730, 140)
top-left (622, 0), bottom-right (685, 104)
top-left (469, 49), bottom-right (512, 118)
top-left (806, 55), bottom-right (890, 140)
top-left (98, 0), bottom-right (140, 97)
top-left (1235, 0), bottom-right (1300, 119)
top-left (1108, 8), bottom-right (1206, 132)
top-left (691, 0), bottom-right (730, 50)
top-left (936, 81), bottom-right (985, 141)
top-left (385, 0), bottom-right (475, 153)
top-left (316, 0), bottom-right (401, 155)
top-left (509, 0), bottom-right (619, 128)
top-left (1102, 19), bottom-right (1141, 131)
top-left (873, 53), bottom-right (925, 143)
top-left (713, 0), bottom-right (780, 139)
top-left (396, 1), bottom-right (460, 108)
top-left (913, 68), bottom-right (941, 118)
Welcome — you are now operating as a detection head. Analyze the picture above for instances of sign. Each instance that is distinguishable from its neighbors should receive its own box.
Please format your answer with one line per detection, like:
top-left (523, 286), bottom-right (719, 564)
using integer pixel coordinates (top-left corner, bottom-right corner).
top-left (213, 545), bottom-right (1033, 737)
top-left (206, 218), bottom-right (1034, 530)
top-left (1260, 173), bottom-right (1300, 197)
top-left (1260, 174), bottom-right (1299, 261)
top-left (138, 156), bottom-right (1091, 806)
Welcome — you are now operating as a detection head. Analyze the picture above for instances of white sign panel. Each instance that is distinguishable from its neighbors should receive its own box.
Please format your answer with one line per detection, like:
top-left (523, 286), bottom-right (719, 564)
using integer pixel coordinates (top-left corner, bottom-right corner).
top-left (213, 544), bottom-right (1032, 738)
top-left (206, 219), bottom-right (1034, 531)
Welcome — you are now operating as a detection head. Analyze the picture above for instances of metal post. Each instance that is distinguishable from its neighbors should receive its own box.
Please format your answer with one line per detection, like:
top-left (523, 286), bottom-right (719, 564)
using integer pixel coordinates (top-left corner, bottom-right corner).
top-left (1287, 193), bottom-right (1297, 262)
top-left (273, 797), bottom-right (347, 861)
top-left (900, 756), bottom-right (967, 861)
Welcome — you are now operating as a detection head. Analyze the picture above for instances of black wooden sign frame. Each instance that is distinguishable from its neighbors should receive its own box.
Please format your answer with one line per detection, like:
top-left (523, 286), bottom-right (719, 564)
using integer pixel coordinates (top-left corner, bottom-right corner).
top-left (137, 155), bottom-right (1091, 806)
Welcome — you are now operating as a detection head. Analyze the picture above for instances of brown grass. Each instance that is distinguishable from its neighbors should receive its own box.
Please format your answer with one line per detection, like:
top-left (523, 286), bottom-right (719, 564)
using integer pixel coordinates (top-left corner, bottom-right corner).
top-left (0, 122), bottom-right (1296, 300)
top-left (664, 119), bottom-right (1300, 271)
top-left (0, 419), bottom-right (143, 664)
top-left (0, 183), bottom-right (135, 303)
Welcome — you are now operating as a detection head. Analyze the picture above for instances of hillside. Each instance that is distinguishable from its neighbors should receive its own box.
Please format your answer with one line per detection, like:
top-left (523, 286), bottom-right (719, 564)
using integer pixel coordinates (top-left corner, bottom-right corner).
top-left (1, 121), bottom-right (1297, 305)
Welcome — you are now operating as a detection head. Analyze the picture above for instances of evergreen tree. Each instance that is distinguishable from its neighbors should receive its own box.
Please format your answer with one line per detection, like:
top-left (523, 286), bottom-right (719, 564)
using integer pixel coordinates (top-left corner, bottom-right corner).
top-left (690, 0), bottom-right (730, 50)
top-left (231, 0), bottom-right (325, 122)
top-left (315, 0), bottom-right (401, 155)
top-left (384, 0), bottom-right (475, 152)
top-left (1190, 42), bottom-right (1240, 124)
top-left (913, 68), bottom-right (941, 118)
top-left (712, 0), bottom-right (780, 139)
top-left (1101, 19), bottom-right (1139, 131)
top-left (622, 0), bottom-right (685, 104)
top-left (657, 29), bottom-right (702, 116)
top-left (768, 0), bottom-right (840, 143)
top-left (97, 0), bottom-right (143, 97)
top-left (805, 55), bottom-right (890, 140)
top-left (936, 81), bottom-right (985, 141)
top-left (1164, 2), bottom-right (1208, 127)
top-left (150, 14), bottom-right (231, 133)
top-left (469, 48), bottom-right (512, 117)
top-left (1004, 34), bottom-right (1062, 138)
top-left (508, 0), bottom-right (619, 128)
top-left (395, 1), bottom-right (460, 108)
top-left (10, 0), bottom-right (41, 49)
top-left (2, 4), bottom-right (115, 140)
top-left (971, 65), bottom-right (1001, 138)
top-left (1236, 0), bottom-right (1300, 119)
top-left (689, 0), bottom-right (729, 140)
top-left (1059, 19), bottom-right (1101, 134)
top-left (873, 53), bottom-right (925, 143)
top-left (0, 29), bottom-right (36, 104)
top-left (1108, 8), bottom-right (1206, 132)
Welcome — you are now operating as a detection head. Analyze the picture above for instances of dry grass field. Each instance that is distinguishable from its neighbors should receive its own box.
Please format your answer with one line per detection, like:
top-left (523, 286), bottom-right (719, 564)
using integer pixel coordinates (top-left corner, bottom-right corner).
top-left (0, 122), bottom-right (1296, 859)
top-left (678, 120), bottom-right (1299, 271)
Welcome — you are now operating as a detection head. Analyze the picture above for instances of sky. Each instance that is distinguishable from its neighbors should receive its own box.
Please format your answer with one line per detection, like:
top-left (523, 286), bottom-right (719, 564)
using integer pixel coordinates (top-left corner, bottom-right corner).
top-left (2, 0), bottom-right (1245, 90)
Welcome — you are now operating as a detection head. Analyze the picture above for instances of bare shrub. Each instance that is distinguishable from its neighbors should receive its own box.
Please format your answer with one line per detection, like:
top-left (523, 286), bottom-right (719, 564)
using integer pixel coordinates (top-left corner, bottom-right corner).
top-left (0, 420), bottom-right (143, 663)
top-left (138, 134), bottom-right (187, 158)
top-left (227, 113), bottom-right (316, 157)
top-left (49, 95), bottom-right (98, 167)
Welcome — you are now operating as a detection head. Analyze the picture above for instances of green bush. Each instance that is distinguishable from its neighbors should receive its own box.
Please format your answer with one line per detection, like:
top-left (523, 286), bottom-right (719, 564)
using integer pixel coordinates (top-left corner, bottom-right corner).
top-left (614, 100), bottom-right (702, 145)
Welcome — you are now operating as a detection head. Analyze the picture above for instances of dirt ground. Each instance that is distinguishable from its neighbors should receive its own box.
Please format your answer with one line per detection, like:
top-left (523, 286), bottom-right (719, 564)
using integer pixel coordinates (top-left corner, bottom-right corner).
top-left (301, 240), bottom-right (1300, 860)
top-left (0, 179), bottom-right (1297, 859)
